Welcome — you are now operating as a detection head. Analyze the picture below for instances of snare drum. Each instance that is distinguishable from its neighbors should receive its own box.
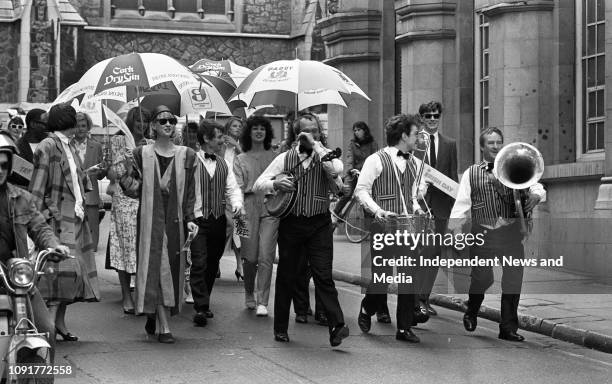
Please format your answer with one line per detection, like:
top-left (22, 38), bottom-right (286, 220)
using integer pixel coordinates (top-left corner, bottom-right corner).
top-left (384, 214), bottom-right (435, 233)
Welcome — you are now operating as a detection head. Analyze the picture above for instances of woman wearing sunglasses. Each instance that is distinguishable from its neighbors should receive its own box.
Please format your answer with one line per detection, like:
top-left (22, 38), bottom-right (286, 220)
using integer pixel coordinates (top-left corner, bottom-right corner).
top-left (6, 116), bottom-right (25, 141)
top-left (116, 105), bottom-right (199, 343)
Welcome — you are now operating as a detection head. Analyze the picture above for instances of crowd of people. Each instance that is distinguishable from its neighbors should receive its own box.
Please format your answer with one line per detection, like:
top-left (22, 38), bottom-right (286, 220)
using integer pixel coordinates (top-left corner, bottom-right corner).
top-left (0, 98), bottom-right (545, 348)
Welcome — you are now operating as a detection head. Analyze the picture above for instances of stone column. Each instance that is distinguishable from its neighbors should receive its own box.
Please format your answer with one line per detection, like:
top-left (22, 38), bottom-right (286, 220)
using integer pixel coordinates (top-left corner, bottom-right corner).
top-left (593, 3), bottom-right (612, 210)
top-left (481, 0), bottom-right (555, 159)
top-left (318, 1), bottom-right (387, 154)
top-left (27, 0), bottom-right (59, 102)
top-left (395, 0), bottom-right (474, 170)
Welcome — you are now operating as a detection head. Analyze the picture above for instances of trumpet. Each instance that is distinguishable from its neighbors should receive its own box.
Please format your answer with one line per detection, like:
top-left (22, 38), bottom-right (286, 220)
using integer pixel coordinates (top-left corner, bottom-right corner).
top-left (493, 142), bottom-right (544, 235)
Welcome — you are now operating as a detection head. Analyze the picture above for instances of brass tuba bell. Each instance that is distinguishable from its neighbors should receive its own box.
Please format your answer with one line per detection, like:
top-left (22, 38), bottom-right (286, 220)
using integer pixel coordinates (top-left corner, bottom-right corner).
top-left (493, 142), bottom-right (544, 234)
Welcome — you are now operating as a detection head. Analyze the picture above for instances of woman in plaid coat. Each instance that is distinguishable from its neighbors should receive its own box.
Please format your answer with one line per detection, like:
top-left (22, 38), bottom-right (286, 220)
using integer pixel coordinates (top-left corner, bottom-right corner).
top-left (29, 104), bottom-right (100, 342)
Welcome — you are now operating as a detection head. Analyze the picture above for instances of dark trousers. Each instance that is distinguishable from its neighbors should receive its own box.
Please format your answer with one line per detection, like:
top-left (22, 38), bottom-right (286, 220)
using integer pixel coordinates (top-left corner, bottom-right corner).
top-left (418, 218), bottom-right (448, 302)
top-left (466, 224), bottom-right (525, 333)
top-left (275, 214), bottom-right (344, 333)
top-left (293, 260), bottom-right (324, 316)
top-left (190, 214), bottom-right (227, 312)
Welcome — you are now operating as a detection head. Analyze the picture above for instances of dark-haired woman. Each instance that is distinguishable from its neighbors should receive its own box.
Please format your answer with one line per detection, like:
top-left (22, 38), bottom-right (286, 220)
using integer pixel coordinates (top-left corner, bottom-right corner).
top-left (117, 105), bottom-right (198, 343)
top-left (29, 103), bottom-right (100, 342)
top-left (233, 116), bottom-right (278, 315)
top-left (106, 106), bottom-right (151, 314)
top-left (333, 121), bottom-right (378, 217)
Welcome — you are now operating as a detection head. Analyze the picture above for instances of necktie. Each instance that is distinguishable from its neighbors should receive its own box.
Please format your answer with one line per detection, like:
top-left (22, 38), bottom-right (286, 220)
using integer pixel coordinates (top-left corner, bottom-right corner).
top-left (486, 162), bottom-right (494, 172)
top-left (397, 151), bottom-right (410, 160)
top-left (429, 134), bottom-right (436, 168)
top-left (204, 153), bottom-right (216, 161)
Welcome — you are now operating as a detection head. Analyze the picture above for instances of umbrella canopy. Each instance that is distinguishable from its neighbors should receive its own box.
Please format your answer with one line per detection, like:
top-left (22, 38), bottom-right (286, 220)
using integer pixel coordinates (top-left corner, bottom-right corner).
top-left (230, 59), bottom-right (370, 111)
top-left (190, 59), bottom-right (252, 87)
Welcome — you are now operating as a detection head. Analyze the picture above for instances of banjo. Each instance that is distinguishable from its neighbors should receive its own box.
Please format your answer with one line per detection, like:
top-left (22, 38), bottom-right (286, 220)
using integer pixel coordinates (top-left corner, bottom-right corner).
top-left (265, 147), bottom-right (342, 218)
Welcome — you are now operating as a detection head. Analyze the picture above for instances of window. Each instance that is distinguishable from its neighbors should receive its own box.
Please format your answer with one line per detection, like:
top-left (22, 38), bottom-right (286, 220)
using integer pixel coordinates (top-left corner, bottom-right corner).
top-left (578, 0), bottom-right (605, 155)
top-left (113, 0), bottom-right (227, 15)
top-left (478, 13), bottom-right (490, 131)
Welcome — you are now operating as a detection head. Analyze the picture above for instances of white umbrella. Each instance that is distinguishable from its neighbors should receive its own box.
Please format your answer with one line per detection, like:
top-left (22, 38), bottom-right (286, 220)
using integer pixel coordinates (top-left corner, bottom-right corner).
top-left (230, 59), bottom-right (370, 111)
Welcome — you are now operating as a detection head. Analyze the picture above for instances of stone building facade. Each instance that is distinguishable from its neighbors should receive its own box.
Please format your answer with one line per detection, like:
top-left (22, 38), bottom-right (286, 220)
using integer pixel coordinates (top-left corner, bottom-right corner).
top-left (320, 0), bottom-right (612, 278)
top-left (0, 0), bottom-right (325, 104)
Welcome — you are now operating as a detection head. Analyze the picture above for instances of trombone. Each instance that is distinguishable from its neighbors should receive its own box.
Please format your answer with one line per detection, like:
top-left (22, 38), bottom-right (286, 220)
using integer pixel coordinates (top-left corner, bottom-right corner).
top-left (493, 142), bottom-right (544, 235)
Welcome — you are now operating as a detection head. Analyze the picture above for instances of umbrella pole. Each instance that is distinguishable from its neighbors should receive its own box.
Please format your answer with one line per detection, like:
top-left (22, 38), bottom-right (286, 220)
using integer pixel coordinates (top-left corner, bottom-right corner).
top-left (135, 85), bottom-right (145, 140)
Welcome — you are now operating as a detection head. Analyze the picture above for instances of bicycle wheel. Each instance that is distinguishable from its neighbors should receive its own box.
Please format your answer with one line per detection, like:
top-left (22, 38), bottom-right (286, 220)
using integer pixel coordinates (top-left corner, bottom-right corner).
top-left (343, 198), bottom-right (370, 243)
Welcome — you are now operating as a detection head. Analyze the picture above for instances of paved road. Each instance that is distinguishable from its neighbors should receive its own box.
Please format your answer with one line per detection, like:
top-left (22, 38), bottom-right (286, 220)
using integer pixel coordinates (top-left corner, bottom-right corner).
top-left (54, 217), bottom-right (612, 384)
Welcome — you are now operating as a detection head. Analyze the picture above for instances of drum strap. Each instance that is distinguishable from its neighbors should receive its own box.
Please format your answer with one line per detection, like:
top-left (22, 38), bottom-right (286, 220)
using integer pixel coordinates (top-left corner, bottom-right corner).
top-left (390, 159), bottom-right (410, 217)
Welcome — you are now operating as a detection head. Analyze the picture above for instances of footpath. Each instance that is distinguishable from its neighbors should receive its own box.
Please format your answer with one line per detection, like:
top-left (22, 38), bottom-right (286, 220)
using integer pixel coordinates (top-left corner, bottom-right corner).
top-left (330, 234), bottom-right (612, 354)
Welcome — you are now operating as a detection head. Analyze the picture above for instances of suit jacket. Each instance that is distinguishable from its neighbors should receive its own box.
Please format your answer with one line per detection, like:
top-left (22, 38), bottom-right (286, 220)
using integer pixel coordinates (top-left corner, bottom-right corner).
top-left (415, 132), bottom-right (458, 220)
top-left (78, 139), bottom-right (106, 206)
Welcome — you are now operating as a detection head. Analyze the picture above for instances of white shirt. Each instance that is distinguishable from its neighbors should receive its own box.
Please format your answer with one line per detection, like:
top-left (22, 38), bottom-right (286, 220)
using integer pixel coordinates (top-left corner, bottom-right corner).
top-left (253, 143), bottom-right (343, 194)
top-left (448, 163), bottom-right (546, 230)
top-left (354, 146), bottom-right (428, 216)
top-left (56, 131), bottom-right (84, 220)
top-left (73, 138), bottom-right (88, 165)
top-left (197, 151), bottom-right (243, 211)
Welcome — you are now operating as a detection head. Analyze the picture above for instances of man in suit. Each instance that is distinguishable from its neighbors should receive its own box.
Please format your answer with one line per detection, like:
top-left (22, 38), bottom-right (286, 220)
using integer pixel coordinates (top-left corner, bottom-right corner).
top-left (72, 112), bottom-right (106, 252)
top-left (414, 101), bottom-right (458, 316)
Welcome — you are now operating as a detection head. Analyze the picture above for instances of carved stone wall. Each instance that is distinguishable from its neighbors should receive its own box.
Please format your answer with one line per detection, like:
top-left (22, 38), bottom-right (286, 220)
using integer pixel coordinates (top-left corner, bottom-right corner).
top-left (29, 0), bottom-right (57, 102)
top-left (242, 0), bottom-right (291, 34)
top-left (77, 30), bottom-right (295, 78)
top-left (0, 22), bottom-right (20, 102)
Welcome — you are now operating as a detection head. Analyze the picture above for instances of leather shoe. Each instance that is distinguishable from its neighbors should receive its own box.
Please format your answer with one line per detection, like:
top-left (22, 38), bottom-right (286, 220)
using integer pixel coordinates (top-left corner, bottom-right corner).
top-left (358, 309), bottom-right (372, 333)
top-left (463, 313), bottom-right (477, 332)
top-left (145, 317), bottom-right (156, 335)
top-left (158, 333), bottom-right (175, 344)
top-left (376, 311), bottom-right (392, 324)
top-left (274, 332), bottom-right (290, 342)
top-left (330, 324), bottom-right (349, 347)
top-left (414, 305), bottom-right (430, 324)
top-left (204, 309), bottom-right (214, 318)
top-left (315, 312), bottom-right (328, 326)
top-left (193, 312), bottom-right (208, 327)
top-left (498, 331), bottom-right (525, 342)
top-left (295, 314), bottom-right (308, 324)
top-left (56, 328), bottom-right (78, 342)
top-left (422, 300), bottom-right (437, 316)
top-left (396, 329), bottom-right (420, 343)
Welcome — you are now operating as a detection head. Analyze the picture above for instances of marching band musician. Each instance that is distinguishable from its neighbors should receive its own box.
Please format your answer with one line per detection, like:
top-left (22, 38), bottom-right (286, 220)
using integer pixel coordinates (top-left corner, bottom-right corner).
top-left (190, 119), bottom-right (244, 327)
top-left (253, 113), bottom-right (349, 347)
top-left (354, 113), bottom-right (429, 343)
top-left (448, 127), bottom-right (546, 342)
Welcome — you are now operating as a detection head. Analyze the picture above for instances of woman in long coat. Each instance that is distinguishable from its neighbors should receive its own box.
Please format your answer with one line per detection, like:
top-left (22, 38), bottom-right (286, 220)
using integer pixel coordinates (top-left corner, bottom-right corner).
top-left (117, 105), bottom-right (198, 343)
top-left (29, 103), bottom-right (100, 341)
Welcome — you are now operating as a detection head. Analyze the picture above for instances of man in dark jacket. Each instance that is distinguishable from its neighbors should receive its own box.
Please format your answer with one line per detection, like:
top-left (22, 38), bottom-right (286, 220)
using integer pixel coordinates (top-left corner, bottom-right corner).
top-left (0, 130), bottom-right (70, 360)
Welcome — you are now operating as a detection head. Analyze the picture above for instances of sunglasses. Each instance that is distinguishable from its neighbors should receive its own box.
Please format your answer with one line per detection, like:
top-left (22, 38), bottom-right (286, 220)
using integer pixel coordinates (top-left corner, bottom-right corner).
top-left (0, 162), bottom-right (9, 170)
top-left (9, 124), bottom-right (24, 130)
top-left (423, 113), bottom-right (441, 120)
top-left (157, 118), bottom-right (177, 126)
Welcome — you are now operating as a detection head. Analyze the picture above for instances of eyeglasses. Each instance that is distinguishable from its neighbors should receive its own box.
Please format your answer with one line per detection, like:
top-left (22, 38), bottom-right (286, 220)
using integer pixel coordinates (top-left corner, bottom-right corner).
top-left (423, 113), bottom-right (440, 120)
top-left (157, 118), bottom-right (177, 126)
top-left (9, 124), bottom-right (24, 130)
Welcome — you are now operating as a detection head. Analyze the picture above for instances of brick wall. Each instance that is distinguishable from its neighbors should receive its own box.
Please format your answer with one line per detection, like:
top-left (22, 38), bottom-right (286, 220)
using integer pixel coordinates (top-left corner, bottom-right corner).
top-left (0, 22), bottom-right (20, 102)
top-left (242, 0), bottom-right (291, 34)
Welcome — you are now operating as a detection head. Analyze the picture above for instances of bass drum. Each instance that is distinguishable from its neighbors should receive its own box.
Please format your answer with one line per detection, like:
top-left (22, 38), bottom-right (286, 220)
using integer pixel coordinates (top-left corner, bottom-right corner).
top-left (264, 173), bottom-right (298, 219)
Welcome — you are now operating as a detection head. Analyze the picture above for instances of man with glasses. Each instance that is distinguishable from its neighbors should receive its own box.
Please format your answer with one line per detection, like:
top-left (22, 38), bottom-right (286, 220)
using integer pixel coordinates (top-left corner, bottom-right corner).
top-left (12, 109), bottom-right (49, 188)
top-left (414, 101), bottom-right (458, 317)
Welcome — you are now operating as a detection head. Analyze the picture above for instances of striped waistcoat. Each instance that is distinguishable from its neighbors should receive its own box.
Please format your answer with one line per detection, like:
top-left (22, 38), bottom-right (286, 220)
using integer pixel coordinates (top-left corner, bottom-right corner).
top-left (197, 156), bottom-right (228, 218)
top-left (468, 161), bottom-right (516, 227)
top-left (284, 149), bottom-right (330, 217)
top-left (371, 150), bottom-right (414, 215)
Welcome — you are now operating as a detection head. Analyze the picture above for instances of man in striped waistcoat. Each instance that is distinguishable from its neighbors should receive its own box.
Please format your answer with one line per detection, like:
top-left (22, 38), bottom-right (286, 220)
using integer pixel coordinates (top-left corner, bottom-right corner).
top-left (190, 120), bottom-right (243, 327)
top-left (354, 114), bottom-right (428, 343)
top-left (449, 127), bottom-right (546, 342)
top-left (253, 114), bottom-right (349, 347)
